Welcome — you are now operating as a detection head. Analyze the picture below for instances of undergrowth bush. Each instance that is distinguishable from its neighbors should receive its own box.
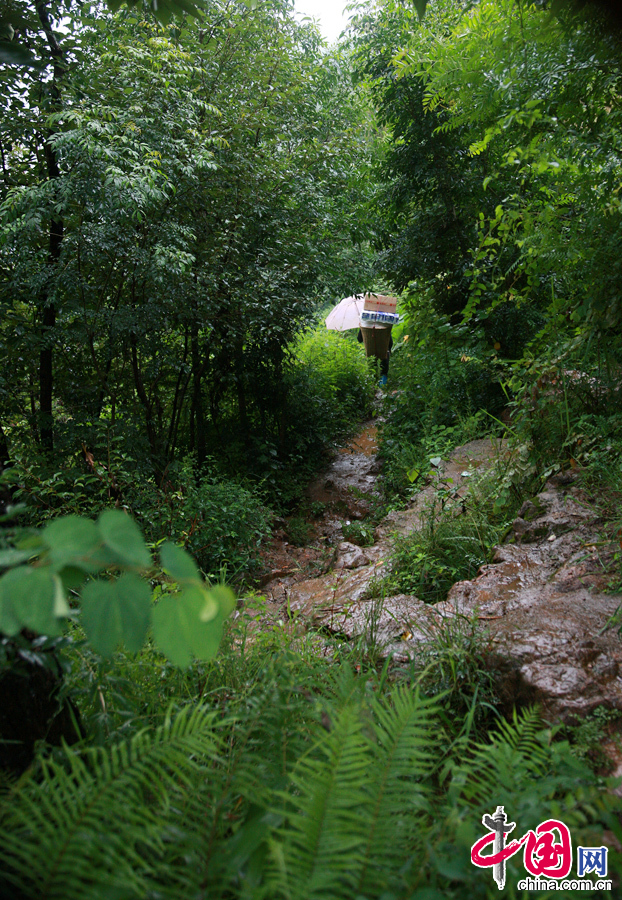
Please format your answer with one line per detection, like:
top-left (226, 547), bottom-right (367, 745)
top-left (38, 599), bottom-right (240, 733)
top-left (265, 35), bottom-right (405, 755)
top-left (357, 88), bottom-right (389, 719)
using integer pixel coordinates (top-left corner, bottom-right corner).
top-left (386, 461), bottom-right (520, 604)
top-left (407, 615), bottom-right (499, 736)
top-left (2, 623), bottom-right (620, 900)
top-left (129, 471), bottom-right (271, 583)
top-left (379, 321), bottom-right (504, 498)
top-left (284, 328), bottom-right (375, 467)
top-left (7, 449), bottom-right (270, 585)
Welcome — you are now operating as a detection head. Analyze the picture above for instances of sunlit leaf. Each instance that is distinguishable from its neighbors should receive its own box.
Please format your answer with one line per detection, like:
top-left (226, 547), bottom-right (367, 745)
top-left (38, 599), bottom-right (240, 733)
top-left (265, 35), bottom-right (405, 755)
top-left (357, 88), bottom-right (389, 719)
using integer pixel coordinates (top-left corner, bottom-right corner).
top-left (152, 584), bottom-right (229, 667)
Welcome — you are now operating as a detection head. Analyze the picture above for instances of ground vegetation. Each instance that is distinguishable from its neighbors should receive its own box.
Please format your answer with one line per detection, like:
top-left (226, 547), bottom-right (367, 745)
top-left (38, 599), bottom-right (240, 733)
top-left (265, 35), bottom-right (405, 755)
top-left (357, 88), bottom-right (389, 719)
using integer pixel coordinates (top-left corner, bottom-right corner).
top-left (2, 0), bottom-right (622, 897)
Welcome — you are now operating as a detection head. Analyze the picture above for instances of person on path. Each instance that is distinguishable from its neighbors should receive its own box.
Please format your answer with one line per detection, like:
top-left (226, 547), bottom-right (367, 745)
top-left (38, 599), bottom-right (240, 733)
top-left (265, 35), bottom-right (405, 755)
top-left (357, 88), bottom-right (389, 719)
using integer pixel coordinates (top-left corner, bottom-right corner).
top-left (357, 328), bottom-right (393, 385)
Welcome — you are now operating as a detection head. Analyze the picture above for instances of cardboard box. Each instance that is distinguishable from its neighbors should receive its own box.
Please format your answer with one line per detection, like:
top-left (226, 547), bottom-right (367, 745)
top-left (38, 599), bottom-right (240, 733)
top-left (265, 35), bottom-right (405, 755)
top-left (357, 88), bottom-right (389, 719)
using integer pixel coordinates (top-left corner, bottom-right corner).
top-left (363, 294), bottom-right (398, 315)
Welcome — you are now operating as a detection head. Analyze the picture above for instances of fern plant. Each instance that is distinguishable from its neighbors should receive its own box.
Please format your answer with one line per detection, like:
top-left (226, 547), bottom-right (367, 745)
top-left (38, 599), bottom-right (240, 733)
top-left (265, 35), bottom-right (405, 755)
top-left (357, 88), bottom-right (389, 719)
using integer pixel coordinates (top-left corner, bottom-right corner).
top-left (226, 676), bottom-right (438, 900)
top-left (0, 705), bottom-right (221, 899)
top-left (1, 668), bottom-right (621, 900)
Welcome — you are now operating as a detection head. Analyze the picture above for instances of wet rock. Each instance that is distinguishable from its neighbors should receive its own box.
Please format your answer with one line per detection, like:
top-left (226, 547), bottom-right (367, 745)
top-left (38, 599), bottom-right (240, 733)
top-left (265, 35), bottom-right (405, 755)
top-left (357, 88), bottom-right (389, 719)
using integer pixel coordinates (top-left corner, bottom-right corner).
top-left (443, 481), bottom-right (622, 720)
top-left (335, 542), bottom-right (370, 569)
top-left (287, 561), bottom-right (387, 619)
top-left (297, 588), bottom-right (435, 659)
top-left (510, 487), bottom-right (592, 545)
top-left (274, 430), bottom-right (622, 730)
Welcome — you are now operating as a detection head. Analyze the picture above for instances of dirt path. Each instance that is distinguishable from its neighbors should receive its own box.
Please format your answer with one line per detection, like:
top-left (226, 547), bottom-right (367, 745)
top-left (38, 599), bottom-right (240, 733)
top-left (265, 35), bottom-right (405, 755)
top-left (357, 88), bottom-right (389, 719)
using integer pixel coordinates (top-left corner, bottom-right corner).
top-left (284, 436), bottom-right (506, 638)
top-left (253, 419), bottom-right (622, 755)
top-left (258, 419), bottom-right (382, 608)
top-left (256, 421), bottom-right (506, 642)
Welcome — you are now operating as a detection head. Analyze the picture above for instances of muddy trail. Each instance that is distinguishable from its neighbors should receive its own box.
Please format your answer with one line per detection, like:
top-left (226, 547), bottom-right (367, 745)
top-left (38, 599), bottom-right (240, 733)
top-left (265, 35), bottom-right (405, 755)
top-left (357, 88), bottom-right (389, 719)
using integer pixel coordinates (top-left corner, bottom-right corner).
top-left (259, 419), bottom-right (382, 605)
top-left (253, 413), bottom-right (622, 768)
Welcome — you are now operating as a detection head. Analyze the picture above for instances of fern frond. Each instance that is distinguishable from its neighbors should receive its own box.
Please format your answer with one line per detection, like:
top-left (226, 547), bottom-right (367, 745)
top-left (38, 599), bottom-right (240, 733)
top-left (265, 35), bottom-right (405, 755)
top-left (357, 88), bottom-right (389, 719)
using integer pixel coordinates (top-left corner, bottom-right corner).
top-left (270, 700), bottom-right (371, 900)
top-left (356, 686), bottom-right (438, 896)
top-left (448, 706), bottom-right (552, 810)
top-left (0, 704), bottom-right (221, 900)
top-left (264, 684), bottom-right (441, 900)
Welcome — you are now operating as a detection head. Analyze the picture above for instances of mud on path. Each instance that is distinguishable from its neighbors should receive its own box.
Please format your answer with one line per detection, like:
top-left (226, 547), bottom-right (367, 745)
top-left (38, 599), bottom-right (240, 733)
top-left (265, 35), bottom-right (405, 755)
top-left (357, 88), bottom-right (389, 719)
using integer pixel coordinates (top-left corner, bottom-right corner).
top-left (252, 418), bottom-right (622, 756)
top-left (258, 420), bottom-right (382, 607)
top-left (255, 424), bottom-right (506, 638)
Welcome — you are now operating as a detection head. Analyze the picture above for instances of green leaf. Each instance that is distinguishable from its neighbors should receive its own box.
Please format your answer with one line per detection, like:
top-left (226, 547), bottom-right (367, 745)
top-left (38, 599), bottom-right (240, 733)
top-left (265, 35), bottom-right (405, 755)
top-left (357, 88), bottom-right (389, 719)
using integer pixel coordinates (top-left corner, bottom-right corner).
top-left (81, 573), bottom-right (152, 656)
top-left (0, 548), bottom-right (34, 569)
top-left (98, 510), bottom-right (151, 569)
top-left (160, 541), bottom-right (200, 582)
top-left (209, 584), bottom-right (236, 617)
top-left (151, 585), bottom-right (228, 667)
top-left (0, 40), bottom-right (37, 67)
top-left (0, 567), bottom-right (61, 636)
top-left (0, 573), bottom-right (22, 636)
top-left (43, 516), bottom-right (102, 571)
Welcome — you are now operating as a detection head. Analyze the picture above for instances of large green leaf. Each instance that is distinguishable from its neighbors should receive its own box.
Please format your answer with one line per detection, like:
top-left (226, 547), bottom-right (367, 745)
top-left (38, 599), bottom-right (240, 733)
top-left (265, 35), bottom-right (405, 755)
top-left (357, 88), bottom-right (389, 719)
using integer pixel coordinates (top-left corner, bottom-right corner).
top-left (0, 567), bottom-right (61, 636)
top-left (81, 573), bottom-right (152, 656)
top-left (98, 510), bottom-right (151, 569)
top-left (43, 516), bottom-right (102, 571)
top-left (208, 584), bottom-right (236, 618)
top-left (151, 585), bottom-right (228, 667)
top-left (160, 541), bottom-right (200, 582)
top-left (0, 571), bottom-right (22, 636)
top-left (0, 39), bottom-right (37, 67)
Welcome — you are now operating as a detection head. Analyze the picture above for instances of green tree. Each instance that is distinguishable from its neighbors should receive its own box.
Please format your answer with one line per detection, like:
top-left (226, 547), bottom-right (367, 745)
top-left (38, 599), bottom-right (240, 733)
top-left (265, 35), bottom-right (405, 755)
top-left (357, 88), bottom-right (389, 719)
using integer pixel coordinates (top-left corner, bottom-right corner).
top-left (1, 0), bottom-right (375, 483)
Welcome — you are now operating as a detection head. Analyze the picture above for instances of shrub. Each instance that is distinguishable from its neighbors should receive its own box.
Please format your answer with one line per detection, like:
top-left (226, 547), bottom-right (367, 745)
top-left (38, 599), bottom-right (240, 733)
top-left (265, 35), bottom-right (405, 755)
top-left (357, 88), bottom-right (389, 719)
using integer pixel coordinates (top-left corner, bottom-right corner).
top-left (341, 520), bottom-right (375, 547)
top-left (379, 319), bottom-right (505, 498)
top-left (386, 465), bottom-right (518, 604)
top-left (130, 473), bottom-right (271, 583)
top-left (284, 328), bottom-right (376, 468)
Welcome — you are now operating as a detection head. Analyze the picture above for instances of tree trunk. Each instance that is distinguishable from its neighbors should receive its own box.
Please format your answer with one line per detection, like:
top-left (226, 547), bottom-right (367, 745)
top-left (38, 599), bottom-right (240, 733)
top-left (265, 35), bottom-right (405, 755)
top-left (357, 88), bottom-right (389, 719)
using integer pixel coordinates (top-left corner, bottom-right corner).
top-left (191, 320), bottom-right (207, 470)
top-left (39, 210), bottom-right (62, 452)
top-left (0, 419), bottom-right (10, 468)
top-left (35, 0), bottom-right (65, 454)
top-left (130, 335), bottom-right (159, 459)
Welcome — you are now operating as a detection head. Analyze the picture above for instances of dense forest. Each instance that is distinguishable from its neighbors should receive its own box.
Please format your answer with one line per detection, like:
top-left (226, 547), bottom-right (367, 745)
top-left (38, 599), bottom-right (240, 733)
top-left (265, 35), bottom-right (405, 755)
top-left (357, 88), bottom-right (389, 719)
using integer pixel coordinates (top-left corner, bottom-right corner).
top-left (2, 0), bottom-right (622, 897)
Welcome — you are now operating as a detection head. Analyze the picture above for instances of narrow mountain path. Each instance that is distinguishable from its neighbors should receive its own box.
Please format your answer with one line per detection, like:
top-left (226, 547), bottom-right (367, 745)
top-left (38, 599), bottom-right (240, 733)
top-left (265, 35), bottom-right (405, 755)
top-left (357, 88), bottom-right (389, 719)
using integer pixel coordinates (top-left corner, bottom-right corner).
top-left (259, 418), bottom-right (382, 608)
top-left (252, 416), bottom-right (622, 771)
top-left (284, 436), bottom-right (506, 650)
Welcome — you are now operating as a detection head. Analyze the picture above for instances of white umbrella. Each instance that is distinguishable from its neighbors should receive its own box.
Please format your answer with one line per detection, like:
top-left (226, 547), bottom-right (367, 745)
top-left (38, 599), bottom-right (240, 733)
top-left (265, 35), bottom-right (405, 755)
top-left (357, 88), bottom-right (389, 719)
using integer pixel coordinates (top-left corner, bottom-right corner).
top-left (325, 294), bottom-right (365, 331)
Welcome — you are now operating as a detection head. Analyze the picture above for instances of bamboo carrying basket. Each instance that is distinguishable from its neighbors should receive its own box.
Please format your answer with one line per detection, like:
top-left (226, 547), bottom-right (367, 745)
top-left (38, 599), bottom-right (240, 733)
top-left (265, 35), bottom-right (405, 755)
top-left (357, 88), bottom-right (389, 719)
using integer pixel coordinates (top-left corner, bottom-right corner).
top-left (360, 325), bottom-right (392, 360)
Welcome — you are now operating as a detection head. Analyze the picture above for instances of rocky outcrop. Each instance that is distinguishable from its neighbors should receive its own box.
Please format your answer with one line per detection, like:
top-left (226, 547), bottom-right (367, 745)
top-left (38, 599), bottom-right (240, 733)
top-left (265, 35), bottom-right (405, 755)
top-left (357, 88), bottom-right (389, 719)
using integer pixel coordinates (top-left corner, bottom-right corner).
top-left (288, 460), bottom-right (622, 725)
top-left (441, 482), bottom-right (622, 720)
top-left (265, 430), bottom-right (622, 727)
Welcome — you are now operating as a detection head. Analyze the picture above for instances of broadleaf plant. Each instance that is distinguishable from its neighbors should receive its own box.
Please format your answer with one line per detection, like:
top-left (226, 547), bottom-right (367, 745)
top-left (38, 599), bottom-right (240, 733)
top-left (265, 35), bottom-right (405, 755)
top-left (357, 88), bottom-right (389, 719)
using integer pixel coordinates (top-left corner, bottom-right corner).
top-left (0, 511), bottom-right (235, 666)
